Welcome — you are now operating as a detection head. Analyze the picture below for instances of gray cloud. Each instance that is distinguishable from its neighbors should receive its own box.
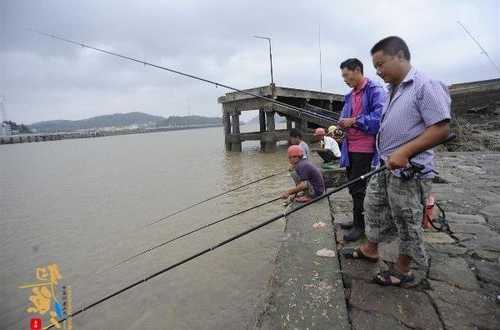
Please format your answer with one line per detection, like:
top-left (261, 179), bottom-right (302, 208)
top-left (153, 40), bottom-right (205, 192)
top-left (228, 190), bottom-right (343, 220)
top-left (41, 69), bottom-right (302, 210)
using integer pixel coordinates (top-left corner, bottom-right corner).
top-left (1, 0), bottom-right (499, 124)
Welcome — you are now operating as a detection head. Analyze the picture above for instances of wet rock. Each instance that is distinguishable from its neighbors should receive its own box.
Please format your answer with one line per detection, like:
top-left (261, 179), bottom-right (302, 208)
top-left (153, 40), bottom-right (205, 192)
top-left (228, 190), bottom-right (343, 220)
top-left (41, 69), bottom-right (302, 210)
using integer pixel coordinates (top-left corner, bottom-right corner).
top-left (426, 243), bottom-right (468, 256)
top-left (340, 258), bottom-right (379, 282)
top-left (423, 232), bottom-right (455, 244)
top-left (455, 164), bottom-right (486, 175)
top-left (448, 222), bottom-right (498, 237)
top-left (456, 233), bottom-right (500, 252)
top-left (470, 249), bottom-right (500, 262)
top-left (428, 255), bottom-right (480, 290)
top-left (474, 261), bottom-right (500, 287)
top-left (428, 280), bottom-right (499, 330)
top-left (446, 212), bottom-right (487, 224)
top-left (349, 280), bottom-right (443, 330)
top-left (351, 308), bottom-right (412, 330)
top-left (257, 199), bottom-right (350, 330)
top-left (480, 203), bottom-right (500, 231)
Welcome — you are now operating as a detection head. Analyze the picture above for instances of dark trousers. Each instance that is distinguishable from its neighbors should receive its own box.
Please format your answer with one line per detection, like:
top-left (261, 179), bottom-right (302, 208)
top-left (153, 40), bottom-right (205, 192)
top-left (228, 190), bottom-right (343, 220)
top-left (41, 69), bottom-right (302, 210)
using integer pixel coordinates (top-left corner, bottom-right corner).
top-left (316, 149), bottom-right (337, 163)
top-left (346, 152), bottom-right (374, 228)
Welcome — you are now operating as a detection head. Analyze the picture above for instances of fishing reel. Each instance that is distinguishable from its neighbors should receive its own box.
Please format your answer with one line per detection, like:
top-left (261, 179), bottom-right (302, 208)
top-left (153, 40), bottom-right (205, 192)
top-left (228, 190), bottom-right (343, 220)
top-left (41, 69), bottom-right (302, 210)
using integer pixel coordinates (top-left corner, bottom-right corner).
top-left (400, 161), bottom-right (438, 180)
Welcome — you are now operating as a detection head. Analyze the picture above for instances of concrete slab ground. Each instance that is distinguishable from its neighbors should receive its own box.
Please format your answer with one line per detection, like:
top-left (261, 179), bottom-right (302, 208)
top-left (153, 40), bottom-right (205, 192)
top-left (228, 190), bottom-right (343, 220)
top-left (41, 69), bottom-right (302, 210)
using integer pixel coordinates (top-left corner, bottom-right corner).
top-left (256, 199), bottom-right (350, 330)
top-left (332, 153), bottom-right (500, 330)
top-left (256, 153), bottom-right (500, 330)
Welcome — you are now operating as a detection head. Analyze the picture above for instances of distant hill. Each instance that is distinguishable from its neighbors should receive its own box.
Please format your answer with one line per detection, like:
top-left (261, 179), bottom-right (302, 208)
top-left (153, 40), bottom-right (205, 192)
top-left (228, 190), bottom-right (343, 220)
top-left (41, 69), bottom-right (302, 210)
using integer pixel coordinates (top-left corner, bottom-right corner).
top-left (29, 112), bottom-right (222, 132)
top-left (30, 112), bottom-right (165, 132)
top-left (156, 115), bottom-right (221, 127)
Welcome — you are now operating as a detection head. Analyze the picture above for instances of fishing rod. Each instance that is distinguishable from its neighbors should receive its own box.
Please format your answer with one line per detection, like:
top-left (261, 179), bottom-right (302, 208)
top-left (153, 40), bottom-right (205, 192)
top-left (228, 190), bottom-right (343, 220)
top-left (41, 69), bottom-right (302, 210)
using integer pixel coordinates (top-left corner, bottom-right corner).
top-left (145, 169), bottom-right (287, 227)
top-left (32, 30), bottom-right (338, 123)
top-left (44, 134), bottom-right (455, 329)
top-left (54, 170), bottom-right (288, 289)
top-left (110, 196), bottom-right (282, 269)
top-left (46, 164), bottom-right (387, 329)
top-left (71, 170), bottom-right (287, 280)
top-left (457, 21), bottom-right (500, 76)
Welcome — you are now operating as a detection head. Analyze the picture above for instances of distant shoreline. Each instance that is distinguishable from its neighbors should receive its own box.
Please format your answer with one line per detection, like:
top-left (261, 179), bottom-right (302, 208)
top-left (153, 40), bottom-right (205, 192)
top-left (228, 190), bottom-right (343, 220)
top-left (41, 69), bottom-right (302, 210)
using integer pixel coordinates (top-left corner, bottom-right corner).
top-left (0, 124), bottom-right (223, 145)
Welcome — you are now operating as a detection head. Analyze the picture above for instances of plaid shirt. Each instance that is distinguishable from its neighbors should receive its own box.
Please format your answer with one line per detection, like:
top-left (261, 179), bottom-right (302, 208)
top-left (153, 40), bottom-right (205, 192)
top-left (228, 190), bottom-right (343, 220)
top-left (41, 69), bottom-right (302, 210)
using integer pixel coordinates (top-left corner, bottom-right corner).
top-left (376, 67), bottom-right (451, 177)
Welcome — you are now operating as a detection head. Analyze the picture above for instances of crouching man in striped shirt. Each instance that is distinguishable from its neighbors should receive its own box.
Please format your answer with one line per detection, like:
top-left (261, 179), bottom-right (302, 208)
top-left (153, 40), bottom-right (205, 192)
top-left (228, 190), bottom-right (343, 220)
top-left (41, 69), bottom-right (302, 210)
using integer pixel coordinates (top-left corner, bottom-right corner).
top-left (343, 36), bottom-right (451, 286)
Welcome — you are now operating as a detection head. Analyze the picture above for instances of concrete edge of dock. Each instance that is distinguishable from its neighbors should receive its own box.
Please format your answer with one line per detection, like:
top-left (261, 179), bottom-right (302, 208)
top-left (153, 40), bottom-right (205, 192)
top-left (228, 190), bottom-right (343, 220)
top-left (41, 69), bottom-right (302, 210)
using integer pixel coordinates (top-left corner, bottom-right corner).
top-left (254, 197), bottom-right (350, 330)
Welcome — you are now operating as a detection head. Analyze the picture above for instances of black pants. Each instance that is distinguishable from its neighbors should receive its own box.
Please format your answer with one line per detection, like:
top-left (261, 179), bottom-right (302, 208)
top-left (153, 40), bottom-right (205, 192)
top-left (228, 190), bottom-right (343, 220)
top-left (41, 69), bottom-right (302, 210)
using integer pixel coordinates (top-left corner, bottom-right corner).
top-left (346, 152), bottom-right (374, 227)
top-left (316, 149), bottom-right (337, 163)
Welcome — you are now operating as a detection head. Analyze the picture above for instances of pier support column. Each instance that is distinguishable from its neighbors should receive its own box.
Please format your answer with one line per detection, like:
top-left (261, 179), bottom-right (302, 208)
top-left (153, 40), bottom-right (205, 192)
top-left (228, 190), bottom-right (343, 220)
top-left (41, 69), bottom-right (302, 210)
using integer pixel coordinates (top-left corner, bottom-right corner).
top-left (295, 119), bottom-right (305, 131)
top-left (262, 110), bottom-right (277, 153)
top-left (230, 112), bottom-right (242, 152)
top-left (259, 109), bottom-right (266, 151)
top-left (295, 119), bottom-right (312, 143)
top-left (286, 117), bottom-right (293, 130)
top-left (223, 109), bottom-right (231, 151)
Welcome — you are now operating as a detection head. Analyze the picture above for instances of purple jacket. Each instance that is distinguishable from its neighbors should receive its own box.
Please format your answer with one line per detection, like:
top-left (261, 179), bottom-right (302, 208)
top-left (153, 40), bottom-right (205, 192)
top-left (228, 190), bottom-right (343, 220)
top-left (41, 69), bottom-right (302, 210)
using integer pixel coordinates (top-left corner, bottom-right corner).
top-left (339, 78), bottom-right (386, 168)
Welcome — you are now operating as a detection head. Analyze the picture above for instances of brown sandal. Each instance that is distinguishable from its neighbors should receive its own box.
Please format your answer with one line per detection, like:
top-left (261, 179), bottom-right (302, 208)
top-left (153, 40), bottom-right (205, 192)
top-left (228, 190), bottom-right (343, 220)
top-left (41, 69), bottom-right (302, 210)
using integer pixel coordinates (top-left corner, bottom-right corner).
top-left (373, 270), bottom-right (415, 286)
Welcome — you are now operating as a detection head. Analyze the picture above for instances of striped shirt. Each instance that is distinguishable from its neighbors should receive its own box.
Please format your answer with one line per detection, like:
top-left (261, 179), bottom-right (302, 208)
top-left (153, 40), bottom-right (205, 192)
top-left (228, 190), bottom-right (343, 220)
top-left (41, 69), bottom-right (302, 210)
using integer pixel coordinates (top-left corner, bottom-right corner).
top-left (376, 67), bottom-right (451, 177)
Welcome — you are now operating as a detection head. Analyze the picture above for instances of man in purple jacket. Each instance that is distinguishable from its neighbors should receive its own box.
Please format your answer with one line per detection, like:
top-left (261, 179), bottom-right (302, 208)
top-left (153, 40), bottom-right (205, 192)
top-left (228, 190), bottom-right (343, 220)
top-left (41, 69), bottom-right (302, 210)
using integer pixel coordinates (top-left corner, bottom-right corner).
top-left (338, 58), bottom-right (386, 241)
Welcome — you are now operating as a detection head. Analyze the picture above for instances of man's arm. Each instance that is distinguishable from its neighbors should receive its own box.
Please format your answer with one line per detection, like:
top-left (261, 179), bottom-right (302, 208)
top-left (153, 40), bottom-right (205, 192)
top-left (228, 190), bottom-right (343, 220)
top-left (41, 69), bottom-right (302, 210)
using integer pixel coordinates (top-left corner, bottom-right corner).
top-left (280, 181), bottom-right (307, 199)
top-left (387, 121), bottom-right (450, 170)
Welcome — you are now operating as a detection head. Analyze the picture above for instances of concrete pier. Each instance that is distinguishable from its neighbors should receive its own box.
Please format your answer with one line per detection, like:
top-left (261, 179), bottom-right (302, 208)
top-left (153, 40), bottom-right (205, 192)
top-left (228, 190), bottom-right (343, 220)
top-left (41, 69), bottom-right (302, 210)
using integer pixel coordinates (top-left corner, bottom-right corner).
top-left (218, 84), bottom-right (343, 152)
top-left (0, 124), bottom-right (223, 146)
top-left (219, 78), bottom-right (500, 152)
top-left (256, 198), bottom-right (350, 329)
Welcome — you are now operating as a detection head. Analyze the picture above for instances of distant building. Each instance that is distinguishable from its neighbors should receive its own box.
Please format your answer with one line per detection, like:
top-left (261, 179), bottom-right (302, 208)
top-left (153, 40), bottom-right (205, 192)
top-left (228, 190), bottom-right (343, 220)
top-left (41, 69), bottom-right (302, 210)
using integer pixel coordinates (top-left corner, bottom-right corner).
top-left (1, 122), bottom-right (11, 136)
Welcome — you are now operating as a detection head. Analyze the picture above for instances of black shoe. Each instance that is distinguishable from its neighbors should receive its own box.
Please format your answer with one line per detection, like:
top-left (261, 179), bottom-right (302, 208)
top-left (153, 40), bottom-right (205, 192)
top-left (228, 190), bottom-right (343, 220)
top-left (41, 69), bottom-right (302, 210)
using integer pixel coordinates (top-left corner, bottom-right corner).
top-left (340, 222), bottom-right (354, 229)
top-left (343, 226), bottom-right (364, 242)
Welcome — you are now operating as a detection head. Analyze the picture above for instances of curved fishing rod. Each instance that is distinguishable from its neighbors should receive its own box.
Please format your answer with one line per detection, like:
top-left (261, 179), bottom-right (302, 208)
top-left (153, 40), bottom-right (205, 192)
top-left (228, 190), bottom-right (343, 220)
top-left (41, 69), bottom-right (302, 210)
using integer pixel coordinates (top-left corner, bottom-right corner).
top-left (110, 196), bottom-right (282, 269)
top-left (32, 30), bottom-right (338, 123)
top-left (145, 169), bottom-right (287, 227)
top-left (43, 134), bottom-right (455, 329)
top-left (45, 164), bottom-right (387, 329)
top-left (67, 170), bottom-right (285, 278)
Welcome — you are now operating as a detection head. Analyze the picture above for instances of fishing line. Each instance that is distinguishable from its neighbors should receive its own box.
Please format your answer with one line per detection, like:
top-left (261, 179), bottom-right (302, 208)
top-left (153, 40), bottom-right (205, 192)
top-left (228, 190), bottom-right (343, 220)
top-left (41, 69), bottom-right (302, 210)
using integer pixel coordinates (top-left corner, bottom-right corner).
top-left (44, 163), bottom-right (387, 329)
top-left (109, 196), bottom-right (282, 270)
top-left (32, 30), bottom-right (339, 123)
top-left (145, 170), bottom-right (287, 227)
top-left (43, 134), bottom-right (455, 329)
top-left (54, 170), bottom-right (288, 292)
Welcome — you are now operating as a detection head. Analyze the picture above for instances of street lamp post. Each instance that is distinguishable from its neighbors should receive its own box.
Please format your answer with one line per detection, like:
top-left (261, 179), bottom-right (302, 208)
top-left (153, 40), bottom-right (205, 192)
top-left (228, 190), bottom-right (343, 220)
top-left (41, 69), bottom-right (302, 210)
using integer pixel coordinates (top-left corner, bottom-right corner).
top-left (253, 36), bottom-right (274, 86)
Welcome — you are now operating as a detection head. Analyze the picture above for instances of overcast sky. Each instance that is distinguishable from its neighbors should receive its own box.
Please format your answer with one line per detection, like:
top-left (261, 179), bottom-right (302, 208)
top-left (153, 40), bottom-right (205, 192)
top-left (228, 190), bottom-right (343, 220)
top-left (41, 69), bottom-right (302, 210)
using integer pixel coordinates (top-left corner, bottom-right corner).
top-left (1, 0), bottom-right (499, 124)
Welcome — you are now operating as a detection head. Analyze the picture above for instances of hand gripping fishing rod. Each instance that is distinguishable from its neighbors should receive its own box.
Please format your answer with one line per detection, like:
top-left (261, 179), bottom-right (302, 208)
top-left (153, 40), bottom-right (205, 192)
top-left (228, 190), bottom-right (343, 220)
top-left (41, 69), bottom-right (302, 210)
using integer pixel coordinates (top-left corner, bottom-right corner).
top-left (32, 30), bottom-right (337, 123)
top-left (42, 134), bottom-right (455, 329)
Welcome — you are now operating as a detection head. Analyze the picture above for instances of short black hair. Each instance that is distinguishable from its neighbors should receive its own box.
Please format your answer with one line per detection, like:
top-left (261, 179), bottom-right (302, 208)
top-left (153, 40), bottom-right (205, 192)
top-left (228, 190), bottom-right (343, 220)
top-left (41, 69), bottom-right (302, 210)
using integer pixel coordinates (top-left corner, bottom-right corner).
top-left (340, 58), bottom-right (363, 74)
top-left (289, 128), bottom-right (302, 139)
top-left (370, 36), bottom-right (411, 60)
